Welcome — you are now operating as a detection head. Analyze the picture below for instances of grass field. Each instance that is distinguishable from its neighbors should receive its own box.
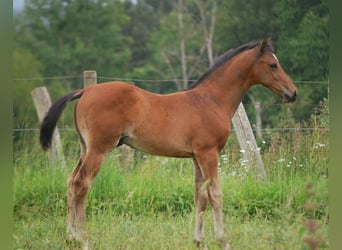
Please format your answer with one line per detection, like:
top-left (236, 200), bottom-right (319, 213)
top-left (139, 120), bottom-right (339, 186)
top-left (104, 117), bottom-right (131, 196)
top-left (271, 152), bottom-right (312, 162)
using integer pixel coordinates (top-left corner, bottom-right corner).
top-left (13, 151), bottom-right (328, 249)
top-left (13, 108), bottom-right (328, 249)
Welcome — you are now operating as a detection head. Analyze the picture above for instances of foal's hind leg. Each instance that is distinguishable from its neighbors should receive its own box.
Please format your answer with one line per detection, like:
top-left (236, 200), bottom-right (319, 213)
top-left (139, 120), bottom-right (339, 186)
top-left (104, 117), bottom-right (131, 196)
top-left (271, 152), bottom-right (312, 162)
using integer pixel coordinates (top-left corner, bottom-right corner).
top-left (67, 155), bottom-right (84, 239)
top-left (67, 139), bottom-right (86, 241)
top-left (67, 149), bottom-right (105, 249)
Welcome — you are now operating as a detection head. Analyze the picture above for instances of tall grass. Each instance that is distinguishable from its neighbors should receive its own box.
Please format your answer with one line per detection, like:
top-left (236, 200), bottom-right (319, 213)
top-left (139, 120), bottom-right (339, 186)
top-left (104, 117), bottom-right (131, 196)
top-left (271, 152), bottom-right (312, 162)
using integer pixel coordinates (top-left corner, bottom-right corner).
top-left (13, 102), bottom-right (328, 249)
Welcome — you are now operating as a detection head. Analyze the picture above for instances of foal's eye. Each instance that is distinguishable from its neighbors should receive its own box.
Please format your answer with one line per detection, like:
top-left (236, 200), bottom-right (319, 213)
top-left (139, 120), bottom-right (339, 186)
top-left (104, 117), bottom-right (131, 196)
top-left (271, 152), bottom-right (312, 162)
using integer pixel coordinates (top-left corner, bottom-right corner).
top-left (269, 63), bottom-right (277, 69)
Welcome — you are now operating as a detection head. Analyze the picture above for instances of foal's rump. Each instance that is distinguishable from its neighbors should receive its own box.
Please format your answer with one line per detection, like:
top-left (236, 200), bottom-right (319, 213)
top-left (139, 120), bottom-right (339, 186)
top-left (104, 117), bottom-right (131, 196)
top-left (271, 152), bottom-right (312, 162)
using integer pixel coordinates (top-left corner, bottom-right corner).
top-left (39, 81), bottom-right (135, 152)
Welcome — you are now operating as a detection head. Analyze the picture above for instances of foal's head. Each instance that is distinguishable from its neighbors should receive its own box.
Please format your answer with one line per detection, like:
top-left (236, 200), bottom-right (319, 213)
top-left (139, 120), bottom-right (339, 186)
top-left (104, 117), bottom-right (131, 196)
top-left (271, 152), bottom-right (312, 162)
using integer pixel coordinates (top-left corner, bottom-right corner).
top-left (251, 37), bottom-right (297, 102)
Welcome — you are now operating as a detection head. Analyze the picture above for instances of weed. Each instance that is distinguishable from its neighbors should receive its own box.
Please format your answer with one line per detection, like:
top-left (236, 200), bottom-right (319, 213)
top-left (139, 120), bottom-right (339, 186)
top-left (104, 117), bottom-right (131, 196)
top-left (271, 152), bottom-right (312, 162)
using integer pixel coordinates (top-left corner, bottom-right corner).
top-left (301, 181), bottom-right (328, 249)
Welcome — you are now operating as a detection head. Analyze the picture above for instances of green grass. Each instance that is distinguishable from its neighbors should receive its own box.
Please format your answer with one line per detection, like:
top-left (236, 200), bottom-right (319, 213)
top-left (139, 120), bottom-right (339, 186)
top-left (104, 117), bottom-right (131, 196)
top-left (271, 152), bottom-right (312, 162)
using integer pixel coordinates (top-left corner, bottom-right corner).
top-left (13, 209), bottom-right (328, 250)
top-left (13, 149), bottom-right (328, 249)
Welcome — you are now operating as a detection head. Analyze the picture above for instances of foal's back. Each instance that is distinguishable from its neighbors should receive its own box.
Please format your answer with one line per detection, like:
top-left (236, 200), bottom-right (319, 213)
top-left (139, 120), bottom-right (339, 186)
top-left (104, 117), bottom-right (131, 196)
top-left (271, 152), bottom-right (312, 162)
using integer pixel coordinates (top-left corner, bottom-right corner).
top-left (75, 82), bottom-right (229, 157)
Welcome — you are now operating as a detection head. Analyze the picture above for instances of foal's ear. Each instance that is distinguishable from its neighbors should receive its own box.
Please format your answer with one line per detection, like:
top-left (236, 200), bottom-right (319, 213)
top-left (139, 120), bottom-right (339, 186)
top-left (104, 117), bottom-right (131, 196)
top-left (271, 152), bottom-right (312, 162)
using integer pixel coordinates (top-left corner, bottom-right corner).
top-left (260, 36), bottom-right (271, 53)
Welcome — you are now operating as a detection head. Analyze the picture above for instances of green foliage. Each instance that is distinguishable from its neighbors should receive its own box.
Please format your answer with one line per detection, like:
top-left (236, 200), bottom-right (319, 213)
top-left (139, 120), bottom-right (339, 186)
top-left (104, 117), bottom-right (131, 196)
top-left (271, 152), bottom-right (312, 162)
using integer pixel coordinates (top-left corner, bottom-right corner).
top-left (215, 0), bottom-right (328, 126)
top-left (15, 0), bottom-right (132, 87)
top-left (146, 9), bottom-right (205, 90)
top-left (274, 0), bottom-right (329, 123)
top-left (13, 0), bottom-right (328, 140)
top-left (13, 48), bottom-right (43, 128)
top-left (215, 0), bottom-right (277, 48)
top-left (275, 0), bottom-right (329, 81)
top-left (123, 0), bottom-right (159, 70)
top-left (13, 155), bottom-right (328, 248)
top-left (86, 157), bottom-right (194, 217)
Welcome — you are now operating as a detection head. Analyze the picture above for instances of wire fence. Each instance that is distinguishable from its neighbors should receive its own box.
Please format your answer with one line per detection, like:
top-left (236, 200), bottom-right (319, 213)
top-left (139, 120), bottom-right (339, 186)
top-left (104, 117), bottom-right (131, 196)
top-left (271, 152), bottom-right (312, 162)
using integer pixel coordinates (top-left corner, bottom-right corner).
top-left (13, 74), bottom-right (329, 133)
top-left (12, 127), bottom-right (329, 133)
top-left (13, 75), bottom-right (329, 85)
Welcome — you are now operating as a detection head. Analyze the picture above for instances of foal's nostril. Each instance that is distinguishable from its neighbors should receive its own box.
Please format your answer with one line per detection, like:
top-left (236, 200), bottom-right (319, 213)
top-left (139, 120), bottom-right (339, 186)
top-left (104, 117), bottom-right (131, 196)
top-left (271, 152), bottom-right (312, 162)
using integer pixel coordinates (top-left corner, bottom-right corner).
top-left (284, 90), bottom-right (297, 103)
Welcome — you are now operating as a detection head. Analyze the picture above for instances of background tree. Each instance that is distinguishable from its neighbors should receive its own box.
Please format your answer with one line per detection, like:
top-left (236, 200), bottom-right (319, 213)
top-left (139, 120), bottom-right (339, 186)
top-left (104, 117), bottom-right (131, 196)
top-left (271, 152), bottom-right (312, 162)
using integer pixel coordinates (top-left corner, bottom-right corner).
top-left (13, 48), bottom-right (43, 130)
top-left (147, 0), bottom-right (204, 91)
top-left (274, 0), bottom-right (329, 123)
top-left (194, 0), bottom-right (217, 66)
top-left (131, 0), bottom-right (218, 92)
top-left (13, 0), bottom-right (329, 143)
top-left (215, 0), bottom-right (277, 50)
top-left (14, 0), bottom-right (132, 90)
top-left (214, 0), bottom-right (328, 133)
top-left (123, 0), bottom-right (159, 70)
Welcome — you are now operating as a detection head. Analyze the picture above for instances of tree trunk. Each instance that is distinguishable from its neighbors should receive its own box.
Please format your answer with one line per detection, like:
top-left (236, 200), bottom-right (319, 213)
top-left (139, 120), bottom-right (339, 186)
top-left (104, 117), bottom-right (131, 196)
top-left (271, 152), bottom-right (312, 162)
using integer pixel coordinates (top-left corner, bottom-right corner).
top-left (195, 0), bottom-right (217, 67)
top-left (177, 0), bottom-right (188, 89)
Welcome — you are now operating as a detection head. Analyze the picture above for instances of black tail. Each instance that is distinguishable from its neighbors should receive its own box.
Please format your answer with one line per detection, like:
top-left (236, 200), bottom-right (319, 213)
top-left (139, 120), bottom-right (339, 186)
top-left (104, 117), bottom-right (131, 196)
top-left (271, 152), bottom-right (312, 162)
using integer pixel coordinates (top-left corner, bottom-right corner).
top-left (40, 90), bottom-right (83, 150)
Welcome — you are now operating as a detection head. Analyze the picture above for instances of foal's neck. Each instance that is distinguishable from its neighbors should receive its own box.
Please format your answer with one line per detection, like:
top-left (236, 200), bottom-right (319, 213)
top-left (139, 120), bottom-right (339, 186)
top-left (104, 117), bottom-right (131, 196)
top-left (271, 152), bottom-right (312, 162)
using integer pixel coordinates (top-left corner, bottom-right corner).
top-left (195, 52), bottom-right (255, 120)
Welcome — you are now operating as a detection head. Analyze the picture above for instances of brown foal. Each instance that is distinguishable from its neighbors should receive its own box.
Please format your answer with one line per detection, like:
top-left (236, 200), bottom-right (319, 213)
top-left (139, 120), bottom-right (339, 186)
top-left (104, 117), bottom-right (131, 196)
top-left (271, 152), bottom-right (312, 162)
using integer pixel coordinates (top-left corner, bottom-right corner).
top-left (40, 37), bottom-right (297, 249)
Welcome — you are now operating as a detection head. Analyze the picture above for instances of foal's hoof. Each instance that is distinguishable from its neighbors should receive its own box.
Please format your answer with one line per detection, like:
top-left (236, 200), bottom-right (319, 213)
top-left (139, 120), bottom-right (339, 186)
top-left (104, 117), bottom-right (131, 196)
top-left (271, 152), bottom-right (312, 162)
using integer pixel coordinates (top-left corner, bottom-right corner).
top-left (216, 235), bottom-right (230, 250)
top-left (66, 235), bottom-right (89, 250)
top-left (66, 236), bottom-right (82, 249)
top-left (221, 242), bottom-right (231, 250)
top-left (194, 240), bottom-right (208, 250)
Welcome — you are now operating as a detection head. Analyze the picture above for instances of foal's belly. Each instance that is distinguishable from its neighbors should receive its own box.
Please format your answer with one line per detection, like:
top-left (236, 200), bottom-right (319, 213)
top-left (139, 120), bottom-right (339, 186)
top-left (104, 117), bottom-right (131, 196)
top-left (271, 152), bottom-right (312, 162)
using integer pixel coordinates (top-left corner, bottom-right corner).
top-left (121, 136), bottom-right (194, 158)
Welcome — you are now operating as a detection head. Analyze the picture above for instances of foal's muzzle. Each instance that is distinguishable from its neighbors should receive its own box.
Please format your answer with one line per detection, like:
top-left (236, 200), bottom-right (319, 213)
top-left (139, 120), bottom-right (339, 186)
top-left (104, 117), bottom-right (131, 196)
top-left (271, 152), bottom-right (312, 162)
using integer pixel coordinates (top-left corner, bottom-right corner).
top-left (284, 90), bottom-right (297, 103)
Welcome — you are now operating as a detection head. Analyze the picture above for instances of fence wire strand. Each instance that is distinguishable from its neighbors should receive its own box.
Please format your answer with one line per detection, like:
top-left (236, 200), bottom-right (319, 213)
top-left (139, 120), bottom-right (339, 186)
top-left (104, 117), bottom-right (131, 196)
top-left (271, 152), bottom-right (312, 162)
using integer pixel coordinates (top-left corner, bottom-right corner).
top-left (13, 74), bottom-right (328, 134)
top-left (13, 75), bottom-right (329, 85)
top-left (13, 127), bottom-right (329, 133)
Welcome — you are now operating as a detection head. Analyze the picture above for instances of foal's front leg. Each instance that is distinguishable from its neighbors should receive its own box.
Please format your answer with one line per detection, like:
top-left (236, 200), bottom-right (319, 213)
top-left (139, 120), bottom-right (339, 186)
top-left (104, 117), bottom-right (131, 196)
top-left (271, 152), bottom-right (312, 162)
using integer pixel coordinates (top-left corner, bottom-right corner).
top-left (207, 179), bottom-right (229, 249)
top-left (194, 151), bottom-right (230, 250)
top-left (193, 159), bottom-right (209, 247)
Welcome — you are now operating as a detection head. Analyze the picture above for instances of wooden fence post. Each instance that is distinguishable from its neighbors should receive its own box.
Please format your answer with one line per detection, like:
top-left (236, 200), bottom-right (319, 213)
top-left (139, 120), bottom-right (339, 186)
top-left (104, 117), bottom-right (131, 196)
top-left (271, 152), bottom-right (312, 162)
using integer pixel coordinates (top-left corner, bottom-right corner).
top-left (82, 70), bottom-right (135, 168)
top-left (83, 70), bottom-right (97, 87)
top-left (232, 102), bottom-right (266, 180)
top-left (31, 87), bottom-right (66, 167)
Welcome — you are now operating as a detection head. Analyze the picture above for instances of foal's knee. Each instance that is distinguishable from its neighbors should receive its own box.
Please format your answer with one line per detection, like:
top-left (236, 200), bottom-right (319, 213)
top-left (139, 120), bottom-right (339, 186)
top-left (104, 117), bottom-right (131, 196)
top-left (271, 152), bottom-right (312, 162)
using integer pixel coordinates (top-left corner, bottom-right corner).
top-left (207, 180), bottom-right (223, 206)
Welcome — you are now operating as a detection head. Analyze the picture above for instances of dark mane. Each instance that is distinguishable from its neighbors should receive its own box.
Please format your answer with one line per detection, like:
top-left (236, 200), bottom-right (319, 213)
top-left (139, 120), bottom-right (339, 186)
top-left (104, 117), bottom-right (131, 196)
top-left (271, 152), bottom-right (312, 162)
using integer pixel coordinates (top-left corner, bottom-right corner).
top-left (187, 39), bottom-right (274, 89)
